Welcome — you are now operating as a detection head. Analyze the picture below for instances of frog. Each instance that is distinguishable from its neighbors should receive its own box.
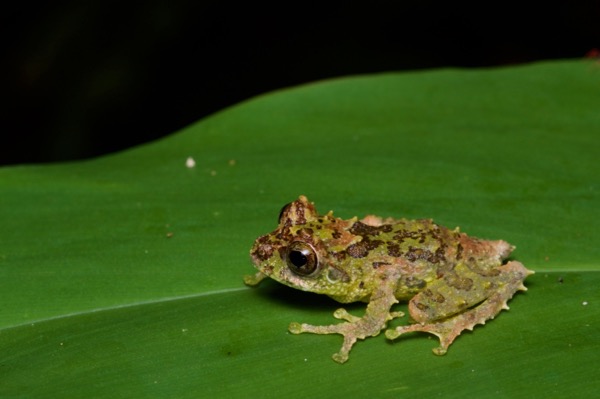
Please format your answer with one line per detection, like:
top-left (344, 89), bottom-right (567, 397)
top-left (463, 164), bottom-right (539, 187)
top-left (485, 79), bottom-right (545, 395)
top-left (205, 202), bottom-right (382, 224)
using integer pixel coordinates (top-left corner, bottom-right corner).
top-left (244, 196), bottom-right (533, 363)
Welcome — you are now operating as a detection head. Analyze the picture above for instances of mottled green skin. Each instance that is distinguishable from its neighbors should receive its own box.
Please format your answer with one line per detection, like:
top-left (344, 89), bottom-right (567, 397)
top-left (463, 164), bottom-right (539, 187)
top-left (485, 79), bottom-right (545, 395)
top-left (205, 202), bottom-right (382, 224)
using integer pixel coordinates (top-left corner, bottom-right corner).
top-left (245, 196), bottom-right (533, 363)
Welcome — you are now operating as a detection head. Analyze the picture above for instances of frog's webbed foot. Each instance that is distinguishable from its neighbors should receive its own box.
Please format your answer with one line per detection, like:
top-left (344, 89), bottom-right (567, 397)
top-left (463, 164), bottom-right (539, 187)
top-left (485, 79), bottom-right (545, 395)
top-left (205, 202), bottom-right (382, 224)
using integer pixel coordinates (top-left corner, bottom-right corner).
top-left (289, 307), bottom-right (404, 363)
top-left (386, 261), bottom-right (532, 355)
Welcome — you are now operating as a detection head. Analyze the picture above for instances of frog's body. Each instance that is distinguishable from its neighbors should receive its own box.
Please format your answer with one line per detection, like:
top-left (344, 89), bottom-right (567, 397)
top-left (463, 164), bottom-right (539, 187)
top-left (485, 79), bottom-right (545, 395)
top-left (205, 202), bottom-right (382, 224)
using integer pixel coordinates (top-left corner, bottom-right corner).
top-left (245, 196), bottom-right (533, 363)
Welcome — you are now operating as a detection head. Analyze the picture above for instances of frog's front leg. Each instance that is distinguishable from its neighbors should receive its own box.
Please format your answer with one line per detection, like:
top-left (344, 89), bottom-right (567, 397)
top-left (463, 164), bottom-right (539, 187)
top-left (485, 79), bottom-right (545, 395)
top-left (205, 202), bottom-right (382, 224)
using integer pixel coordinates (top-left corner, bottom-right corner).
top-left (289, 267), bottom-right (404, 363)
top-left (385, 261), bottom-right (532, 355)
top-left (243, 271), bottom-right (267, 286)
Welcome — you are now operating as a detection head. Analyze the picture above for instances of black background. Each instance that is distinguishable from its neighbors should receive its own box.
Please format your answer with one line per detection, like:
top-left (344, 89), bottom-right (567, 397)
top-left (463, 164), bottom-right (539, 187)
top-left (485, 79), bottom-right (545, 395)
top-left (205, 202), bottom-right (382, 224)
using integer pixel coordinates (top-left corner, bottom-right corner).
top-left (2, 2), bottom-right (599, 165)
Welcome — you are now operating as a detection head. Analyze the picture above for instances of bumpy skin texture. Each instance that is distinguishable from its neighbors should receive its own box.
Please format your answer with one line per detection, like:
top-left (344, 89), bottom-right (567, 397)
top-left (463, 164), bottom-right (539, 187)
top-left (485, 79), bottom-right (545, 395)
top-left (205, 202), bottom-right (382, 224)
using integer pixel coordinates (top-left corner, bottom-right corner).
top-left (245, 196), bottom-right (533, 363)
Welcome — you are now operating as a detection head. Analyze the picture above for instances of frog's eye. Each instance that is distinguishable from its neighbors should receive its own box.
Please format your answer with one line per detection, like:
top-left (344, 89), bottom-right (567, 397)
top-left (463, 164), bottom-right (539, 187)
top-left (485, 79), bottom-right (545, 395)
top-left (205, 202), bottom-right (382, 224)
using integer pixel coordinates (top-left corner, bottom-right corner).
top-left (285, 241), bottom-right (319, 276)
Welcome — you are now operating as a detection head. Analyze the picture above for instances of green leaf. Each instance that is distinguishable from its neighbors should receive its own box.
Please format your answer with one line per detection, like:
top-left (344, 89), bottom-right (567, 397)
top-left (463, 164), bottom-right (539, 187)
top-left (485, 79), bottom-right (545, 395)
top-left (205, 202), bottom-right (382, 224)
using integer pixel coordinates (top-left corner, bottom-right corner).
top-left (1, 60), bottom-right (598, 398)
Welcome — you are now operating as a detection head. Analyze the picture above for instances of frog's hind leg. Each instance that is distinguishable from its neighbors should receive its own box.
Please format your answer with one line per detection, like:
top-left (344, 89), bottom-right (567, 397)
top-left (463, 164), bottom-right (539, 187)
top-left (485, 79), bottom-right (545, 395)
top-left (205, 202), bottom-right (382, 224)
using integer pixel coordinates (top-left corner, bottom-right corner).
top-left (385, 261), bottom-right (532, 355)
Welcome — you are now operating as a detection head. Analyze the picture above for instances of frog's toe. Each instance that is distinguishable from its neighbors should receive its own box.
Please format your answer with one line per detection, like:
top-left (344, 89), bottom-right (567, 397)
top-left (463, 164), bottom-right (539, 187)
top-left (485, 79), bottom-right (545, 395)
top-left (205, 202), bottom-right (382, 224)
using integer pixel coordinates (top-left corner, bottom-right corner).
top-left (432, 345), bottom-right (448, 356)
top-left (288, 321), bottom-right (343, 335)
top-left (288, 322), bottom-right (303, 334)
top-left (331, 333), bottom-right (358, 363)
top-left (389, 311), bottom-right (405, 320)
top-left (243, 271), bottom-right (267, 286)
top-left (384, 328), bottom-right (401, 340)
top-left (332, 351), bottom-right (349, 363)
top-left (333, 308), bottom-right (361, 323)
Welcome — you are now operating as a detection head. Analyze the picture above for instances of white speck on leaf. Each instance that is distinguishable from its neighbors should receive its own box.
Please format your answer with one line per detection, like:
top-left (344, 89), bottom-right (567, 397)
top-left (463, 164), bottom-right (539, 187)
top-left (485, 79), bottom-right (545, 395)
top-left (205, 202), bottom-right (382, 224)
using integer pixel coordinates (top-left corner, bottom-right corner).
top-left (185, 157), bottom-right (196, 168)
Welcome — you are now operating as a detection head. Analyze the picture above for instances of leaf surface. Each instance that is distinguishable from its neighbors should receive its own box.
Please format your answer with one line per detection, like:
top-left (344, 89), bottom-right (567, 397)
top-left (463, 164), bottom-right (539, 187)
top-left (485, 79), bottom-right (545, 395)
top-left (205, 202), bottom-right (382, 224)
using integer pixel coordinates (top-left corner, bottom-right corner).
top-left (1, 60), bottom-right (598, 398)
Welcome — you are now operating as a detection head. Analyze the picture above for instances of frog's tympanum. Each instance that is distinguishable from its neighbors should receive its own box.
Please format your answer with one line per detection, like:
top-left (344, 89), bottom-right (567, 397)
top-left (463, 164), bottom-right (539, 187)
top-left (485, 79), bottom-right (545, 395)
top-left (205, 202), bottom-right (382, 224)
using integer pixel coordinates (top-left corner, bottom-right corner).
top-left (245, 196), bottom-right (533, 363)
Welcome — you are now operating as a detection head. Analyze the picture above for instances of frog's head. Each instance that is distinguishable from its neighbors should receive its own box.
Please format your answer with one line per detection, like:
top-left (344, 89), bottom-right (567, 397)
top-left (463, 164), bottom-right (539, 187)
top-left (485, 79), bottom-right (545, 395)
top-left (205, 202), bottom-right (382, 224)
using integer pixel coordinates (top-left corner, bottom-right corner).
top-left (250, 196), bottom-right (368, 302)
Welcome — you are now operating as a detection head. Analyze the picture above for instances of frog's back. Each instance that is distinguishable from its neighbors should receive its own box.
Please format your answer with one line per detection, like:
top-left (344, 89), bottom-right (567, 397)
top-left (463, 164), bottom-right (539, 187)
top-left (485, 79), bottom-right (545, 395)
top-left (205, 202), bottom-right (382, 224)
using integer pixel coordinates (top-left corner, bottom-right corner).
top-left (352, 217), bottom-right (513, 300)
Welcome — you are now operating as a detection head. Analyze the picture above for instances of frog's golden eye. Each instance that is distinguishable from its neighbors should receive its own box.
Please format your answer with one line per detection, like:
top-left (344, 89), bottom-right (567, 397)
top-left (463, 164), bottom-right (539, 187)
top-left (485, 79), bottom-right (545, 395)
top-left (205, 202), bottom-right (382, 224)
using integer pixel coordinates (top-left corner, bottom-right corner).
top-left (286, 241), bottom-right (319, 276)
